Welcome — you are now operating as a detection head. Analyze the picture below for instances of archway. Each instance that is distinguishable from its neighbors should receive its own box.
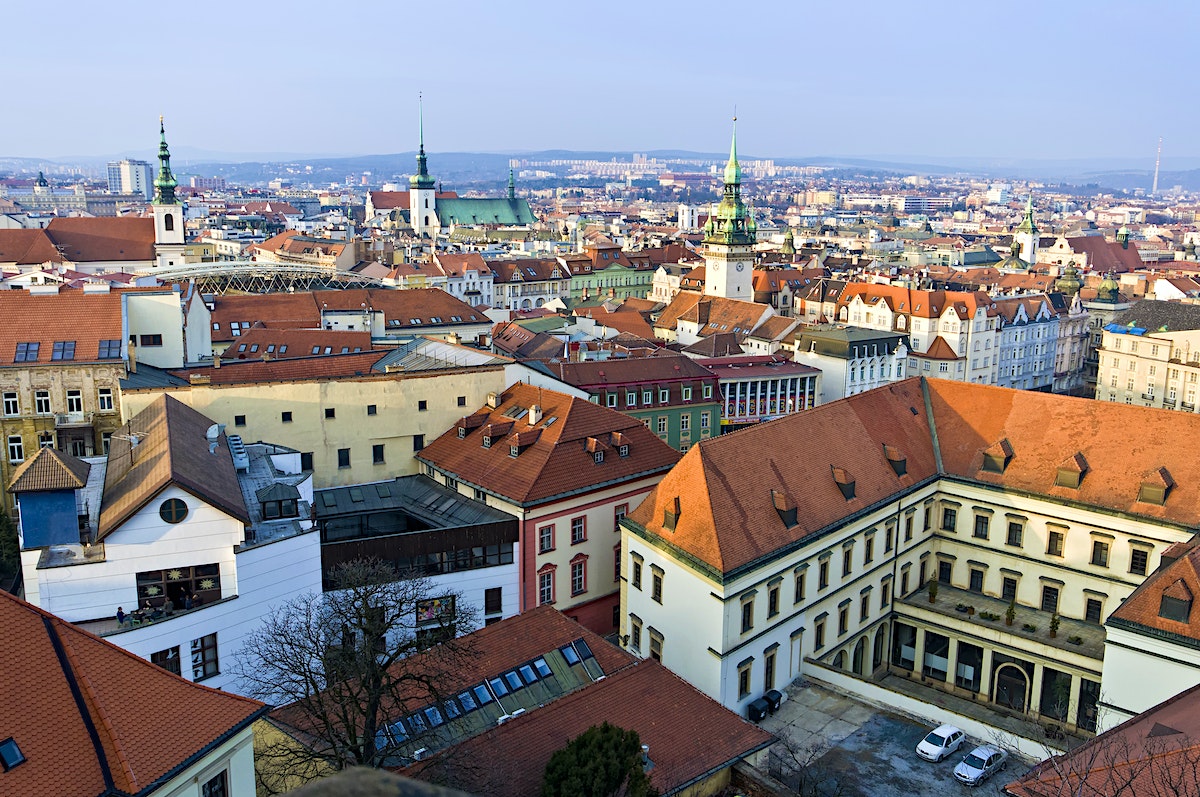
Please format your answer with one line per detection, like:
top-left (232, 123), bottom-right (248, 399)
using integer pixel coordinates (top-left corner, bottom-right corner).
top-left (852, 637), bottom-right (867, 675)
top-left (993, 663), bottom-right (1030, 712)
top-left (873, 623), bottom-right (888, 669)
top-left (833, 650), bottom-right (846, 671)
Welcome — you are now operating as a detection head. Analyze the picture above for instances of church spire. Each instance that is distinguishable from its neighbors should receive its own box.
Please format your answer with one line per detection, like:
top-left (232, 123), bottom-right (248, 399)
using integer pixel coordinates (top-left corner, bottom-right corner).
top-left (411, 94), bottom-right (435, 190)
top-left (507, 169), bottom-right (516, 200)
top-left (723, 115), bottom-right (742, 185)
top-left (154, 116), bottom-right (179, 205)
top-left (1015, 194), bottom-right (1037, 235)
top-left (705, 115), bottom-right (753, 247)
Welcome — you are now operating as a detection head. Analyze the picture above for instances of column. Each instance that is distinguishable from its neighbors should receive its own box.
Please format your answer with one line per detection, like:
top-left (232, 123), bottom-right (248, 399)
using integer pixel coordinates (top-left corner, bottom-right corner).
top-left (946, 639), bottom-right (960, 691)
top-left (1066, 674), bottom-right (1081, 730)
top-left (1029, 663), bottom-right (1044, 716)
top-left (913, 627), bottom-right (927, 678)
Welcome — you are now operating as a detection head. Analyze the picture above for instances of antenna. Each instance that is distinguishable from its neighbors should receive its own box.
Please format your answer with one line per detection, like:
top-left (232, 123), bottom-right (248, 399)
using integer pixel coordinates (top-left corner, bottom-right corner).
top-left (1152, 136), bottom-right (1163, 196)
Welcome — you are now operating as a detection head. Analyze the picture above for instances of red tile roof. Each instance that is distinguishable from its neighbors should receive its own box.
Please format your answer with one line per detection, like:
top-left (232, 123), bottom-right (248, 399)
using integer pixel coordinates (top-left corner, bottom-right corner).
top-left (0, 289), bottom-right (124, 366)
top-left (1108, 542), bottom-right (1200, 642)
top-left (417, 384), bottom-right (681, 506)
top-left (0, 590), bottom-right (264, 796)
top-left (44, 217), bottom-right (156, 263)
top-left (169, 350), bottom-right (388, 386)
top-left (223, 328), bottom-right (375, 361)
top-left (0, 229), bottom-right (63, 265)
top-left (210, 292), bottom-right (321, 342)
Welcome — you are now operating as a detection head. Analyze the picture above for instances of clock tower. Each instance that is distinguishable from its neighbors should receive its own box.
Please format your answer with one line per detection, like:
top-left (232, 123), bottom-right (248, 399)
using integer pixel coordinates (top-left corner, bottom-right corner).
top-left (409, 96), bottom-right (438, 237)
top-left (152, 117), bottom-right (185, 269)
top-left (703, 119), bottom-right (756, 299)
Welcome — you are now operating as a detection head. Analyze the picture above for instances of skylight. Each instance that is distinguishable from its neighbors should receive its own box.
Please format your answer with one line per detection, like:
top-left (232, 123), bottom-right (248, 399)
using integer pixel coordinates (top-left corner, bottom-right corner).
top-left (0, 737), bottom-right (24, 771)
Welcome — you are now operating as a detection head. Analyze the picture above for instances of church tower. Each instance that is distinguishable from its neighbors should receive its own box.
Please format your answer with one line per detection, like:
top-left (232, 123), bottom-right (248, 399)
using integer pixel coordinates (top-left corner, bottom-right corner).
top-left (152, 117), bottom-right (185, 269)
top-left (703, 119), bottom-right (755, 299)
top-left (1013, 195), bottom-right (1038, 266)
top-left (409, 96), bottom-right (438, 237)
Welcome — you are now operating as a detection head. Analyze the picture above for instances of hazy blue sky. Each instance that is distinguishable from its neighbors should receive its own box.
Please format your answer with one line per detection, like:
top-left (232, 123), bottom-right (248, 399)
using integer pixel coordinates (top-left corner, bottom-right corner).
top-left (4, 0), bottom-right (1196, 162)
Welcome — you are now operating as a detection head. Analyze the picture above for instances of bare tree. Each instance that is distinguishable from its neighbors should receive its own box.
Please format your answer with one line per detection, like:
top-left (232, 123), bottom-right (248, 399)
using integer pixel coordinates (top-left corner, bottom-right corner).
top-left (235, 559), bottom-right (478, 795)
top-left (768, 736), bottom-right (848, 797)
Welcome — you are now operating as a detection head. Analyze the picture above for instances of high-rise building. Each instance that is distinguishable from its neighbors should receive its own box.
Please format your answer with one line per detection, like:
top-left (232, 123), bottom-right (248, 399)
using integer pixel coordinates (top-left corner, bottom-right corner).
top-left (106, 159), bottom-right (153, 200)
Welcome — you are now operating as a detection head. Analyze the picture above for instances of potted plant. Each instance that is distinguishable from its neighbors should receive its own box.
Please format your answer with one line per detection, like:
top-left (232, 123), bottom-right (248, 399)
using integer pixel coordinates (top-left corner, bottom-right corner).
top-left (1022, 622), bottom-right (1039, 633)
top-left (1050, 614), bottom-right (1061, 639)
top-left (928, 580), bottom-right (938, 603)
top-left (966, 605), bottom-right (975, 616)
top-left (1005, 599), bottom-right (1016, 626)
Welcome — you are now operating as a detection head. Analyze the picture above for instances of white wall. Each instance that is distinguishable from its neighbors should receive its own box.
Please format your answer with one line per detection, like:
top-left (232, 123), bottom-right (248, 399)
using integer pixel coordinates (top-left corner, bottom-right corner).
top-left (1098, 624), bottom-right (1200, 731)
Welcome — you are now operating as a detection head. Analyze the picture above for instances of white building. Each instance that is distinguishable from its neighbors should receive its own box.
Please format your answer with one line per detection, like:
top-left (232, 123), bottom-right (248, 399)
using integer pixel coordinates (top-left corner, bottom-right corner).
top-left (793, 325), bottom-right (910, 403)
top-left (993, 295), bottom-right (1057, 392)
top-left (107, 159), bottom-right (153, 200)
top-left (1095, 300), bottom-right (1200, 411)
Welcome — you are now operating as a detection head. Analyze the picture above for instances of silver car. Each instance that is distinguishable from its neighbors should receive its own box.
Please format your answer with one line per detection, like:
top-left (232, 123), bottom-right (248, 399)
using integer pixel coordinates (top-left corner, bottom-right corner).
top-left (953, 744), bottom-right (1008, 786)
top-left (914, 724), bottom-right (965, 762)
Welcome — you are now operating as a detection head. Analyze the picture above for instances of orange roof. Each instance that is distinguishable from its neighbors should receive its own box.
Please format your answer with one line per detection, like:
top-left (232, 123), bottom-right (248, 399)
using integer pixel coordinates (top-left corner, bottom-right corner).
top-left (0, 229), bottom-right (63, 265)
top-left (912, 335), bottom-right (960, 360)
top-left (417, 384), bottom-right (681, 506)
top-left (170, 350), bottom-right (388, 386)
top-left (433, 252), bottom-right (492, 278)
top-left (223, 328), bottom-right (374, 360)
top-left (210, 292), bottom-right (322, 341)
top-left (0, 289), bottom-right (124, 366)
top-left (0, 590), bottom-right (263, 796)
top-left (653, 291), bottom-right (703, 333)
top-left (44, 217), bottom-right (156, 263)
top-left (839, 282), bottom-right (997, 320)
top-left (1109, 543), bottom-right (1200, 642)
top-left (629, 378), bottom-right (1200, 576)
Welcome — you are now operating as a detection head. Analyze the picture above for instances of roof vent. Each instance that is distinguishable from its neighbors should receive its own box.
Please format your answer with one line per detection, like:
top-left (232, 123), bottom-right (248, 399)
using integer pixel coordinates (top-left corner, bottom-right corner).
top-left (486, 391), bottom-right (500, 409)
top-left (1055, 452), bottom-right (1088, 489)
top-left (980, 438), bottom-right (1014, 474)
top-left (663, 496), bottom-right (681, 531)
top-left (883, 444), bottom-right (907, 477)
top-left (1138, 467), bottom-right (1175, 506)
top-left (831, 467), bottom-right (856, 500)
top-left (412, 747), bottom-right (429, 761)
top-left (227, 434), bottom-right (250, 472)
top-left (771, 489), bottom-right (798, 527)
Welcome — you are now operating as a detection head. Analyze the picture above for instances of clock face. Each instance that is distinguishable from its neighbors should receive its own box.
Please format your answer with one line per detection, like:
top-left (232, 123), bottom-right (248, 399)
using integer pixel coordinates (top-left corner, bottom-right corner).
top-left (735, 262), bottom-right (745, 272)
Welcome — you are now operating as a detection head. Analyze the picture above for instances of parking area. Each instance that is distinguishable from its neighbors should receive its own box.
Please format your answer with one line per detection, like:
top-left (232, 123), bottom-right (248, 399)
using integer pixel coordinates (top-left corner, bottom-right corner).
top-left (760, 680), bottom-right (1034, 795)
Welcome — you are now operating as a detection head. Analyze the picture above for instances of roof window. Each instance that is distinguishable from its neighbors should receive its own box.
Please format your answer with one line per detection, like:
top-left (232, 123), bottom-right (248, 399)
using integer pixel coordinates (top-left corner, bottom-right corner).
top-left (883, 444), bottom-right (907, 477)
top-left (663, 496), bottom-right (681, 531)
top-left (772, 489), bottom-right (798, 527)
top-left (51, 341), bottom-right (75, 361)
top-left (1159, 580), bottom-right (1193, 623)
top-left (1138, 467), bottom-right (1175, 506)
top-left (13, 342), bottom-right (39, 362)
top-left (831, 467), bottom-right (856, 500)
top-left (980, 438), bottom-right (1014, 474)
top-left (0, 737), bottom-right (24, 771)
top-left (1055, 452), bottom-right (1088, 489)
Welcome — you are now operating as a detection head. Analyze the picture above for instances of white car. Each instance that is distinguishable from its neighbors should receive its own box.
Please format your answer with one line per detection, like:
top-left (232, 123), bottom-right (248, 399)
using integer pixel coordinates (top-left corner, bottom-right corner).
top-left (915, 724), bottom-right (965, 762)
top-left (954, 744), bottom-right (1009, 785)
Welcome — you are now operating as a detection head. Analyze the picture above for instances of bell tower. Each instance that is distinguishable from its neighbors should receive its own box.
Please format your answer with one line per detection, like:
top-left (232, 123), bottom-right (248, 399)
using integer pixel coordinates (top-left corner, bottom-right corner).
top-left (409, 95), bottom-right (438, 237)
top-left (703, 118), bottom-right (756, 299)
top-left (1013, 195), bottom-right (1038, 267)
top-left (152, 117), bottom-right (185, 269)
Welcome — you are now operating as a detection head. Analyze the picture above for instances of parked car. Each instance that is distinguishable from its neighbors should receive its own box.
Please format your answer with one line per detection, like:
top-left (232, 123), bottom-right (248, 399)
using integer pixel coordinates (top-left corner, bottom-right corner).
top-left (954, 744), bottom-right (1008, 785)
top-left (915, 724), bottom-right (965, 762)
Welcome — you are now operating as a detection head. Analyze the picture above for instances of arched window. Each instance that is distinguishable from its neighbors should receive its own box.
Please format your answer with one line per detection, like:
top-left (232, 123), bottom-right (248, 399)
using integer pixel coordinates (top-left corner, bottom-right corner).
top-left (164, 213), bottom-right (174, 232)
top-left (424, 215), bottom-right (430, 227)
top-left (424, 198), bottom-right (429, 208)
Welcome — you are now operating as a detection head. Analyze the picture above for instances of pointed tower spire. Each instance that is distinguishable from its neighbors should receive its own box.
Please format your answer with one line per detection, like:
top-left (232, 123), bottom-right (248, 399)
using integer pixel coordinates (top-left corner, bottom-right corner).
top-left (723, 114), bottom-right (742, 186)
top-left (411, 94), bottom-right (435, 190)
top-left (1016, 194), bottom-right (1037, 235)
top-left (154, 115), bottom-right (179, 205)
top-left (507, 169), bottom-right (516, 200)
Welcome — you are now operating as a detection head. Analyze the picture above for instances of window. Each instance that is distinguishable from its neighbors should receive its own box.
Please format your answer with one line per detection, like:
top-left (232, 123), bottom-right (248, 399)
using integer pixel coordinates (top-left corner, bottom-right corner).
top-left (841, 547), bottom-right (853, 577)
top-left (139, 334), bottom-right (163, 347)
top-left (65, 390), bottom-right (82, 414)
top-left (367, 404), bottom-right (377, 416)
top-left (593, 451), bottom-right (604, 464)
top-left (881, 578), bottom-right (892, 607)
top-left (649, 629), bottom-right (663, 661)
top-left (682, 386), bottom-right (692, 401)
top-left (1131, 547), bottom-right (1150, 576)
top-left (819, 559), bottom-right (829, 589)
top-left (51, 341), bottom-right (76, 361)
top-left (1, 393), bottom-right (16, 416)
top-left (738, 660), bottom-right (753, 699)
top-left (631, 555), bottom-right (642, 589)
top-left (768, 583), bottom-right (780, 617)
top-left (1006, 521), bottom-right (1024, 547)
top-left (764, 648), bottom-right (777, 690)
top-left (814, 618), bottom-right (826, 650)
top-left (191, 633), bottom-right (219, 680)
top-left (282, 411), bottom-right (293, 423)
top-left (233, 414), bottom-right (246, 427)
top-left (538, 525), bottom-right (555, 553)
top-left (413, 434), bottom-right (424, 452)
top-left (703, 383), bottom-right (713, 399)
top-left (151, 646), bottom-right (182, 676)
top-left (325, 407), bottom-right (336, 419)
top-left (159, 498), bottom-right (188, 523)
top-left (973, 514), bottom-right (989, 539)
top-left (418, 400), bottom-right (428, 411)
top-left (700, 411), bottom-right (710, 429)
top-left (613, 503), bottom-right (628, 532)
top-left (626, 391), bottom-right (636, 407)
top-left (741, 599), bottom-right (754, 633)
top-left (794, 570), bottom-right (806, 603)
top-left (969, 568), bottom-right (984, 592)
top-left (13, 342), bottom-right (39, 362)
top-left (838, 605), bottom-right (849, 635)
top-left (538, 571), bottom-right (554, 605)
top-left (458, 396), bottom-right (467, 406)
top-left (1041, 585), bottom-right (1060, 613)
top-left (607, 394), bottom-right (617, 407)
top-left (1002, 576), bottom-right (1017, 602)
top-left (201, 771), bottom-right (228, 797)
top-left (941, 507), bottom-right (957, 531)
top-left (1047, 530), bottom-right (1065, 557)
top-left (97, 388), bottom-right (113, 412)
top-left (1160, 594), bottom-right (1191, 623)
top-left (98, 339), bottom-right (121, 359)
top-left (571, 516), bottom-right (586, 544)
top-left (864, 536), bottom-right (874, 565)
top-left (938, 560), bottom-right (952, 584)
top-left (1091, 540), bottom-right (1110, 568)
top-left (657, 417), bottom-right (667, 435)
top-left (571, 560), bottom-right (586, 596)
top-left (337, 448), bottom-right (350, 468)
top-left (659, 388), bottom-right (669, 403)
top-left (860, 592), bottom-right (870, 622)
top-left (373, 444), bottom-right (385, 464)
top-left (651, 567), bottom-right (663, 603)
top-left (1085, 598), bottom-right (1103, 624)
top-left (680, 414), bottom-right (690, 432)
top-left (7, 436), bottom-right (23, 464)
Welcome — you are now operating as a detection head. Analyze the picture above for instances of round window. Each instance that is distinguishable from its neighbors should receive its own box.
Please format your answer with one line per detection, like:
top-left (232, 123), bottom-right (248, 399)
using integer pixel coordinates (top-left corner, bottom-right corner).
top-left (159, 498), bottom-right (188, 524)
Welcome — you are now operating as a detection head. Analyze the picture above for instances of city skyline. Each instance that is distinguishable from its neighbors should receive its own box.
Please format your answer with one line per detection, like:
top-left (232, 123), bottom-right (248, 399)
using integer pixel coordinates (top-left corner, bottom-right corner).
top-left (4, 0), bottom-right (1197, 162)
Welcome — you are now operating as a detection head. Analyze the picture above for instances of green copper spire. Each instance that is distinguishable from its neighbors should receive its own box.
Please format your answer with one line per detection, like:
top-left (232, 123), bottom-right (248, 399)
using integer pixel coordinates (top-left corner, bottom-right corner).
top-left (781, 226), bottom-right (796, 256)
top-left (507, 169), bottom-right (516, 200)
top-left (154, 116), bottom-right (179, 205)
top-left (411, 94), bottom-right (435, 190)
top-left (705, 116), bottom-right (754, 247)
top-left (1015, 194), bottom-right (1037, 235)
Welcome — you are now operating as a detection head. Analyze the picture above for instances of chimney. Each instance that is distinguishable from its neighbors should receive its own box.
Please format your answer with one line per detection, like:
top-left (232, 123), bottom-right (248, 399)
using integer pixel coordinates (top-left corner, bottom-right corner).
top-left (486, 391), bottom-right (499, 408)
top-left (213, 354), bottom-right (222, 369)
top-left (127, 339), bottom-right (137, 374)
top-left (528, 404), bottom-right (543, 425)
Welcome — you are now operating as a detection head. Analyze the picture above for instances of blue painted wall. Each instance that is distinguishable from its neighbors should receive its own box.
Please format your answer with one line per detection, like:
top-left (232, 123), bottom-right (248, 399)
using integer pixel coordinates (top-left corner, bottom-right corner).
top-left (17, 491), bottom-right (80, 548)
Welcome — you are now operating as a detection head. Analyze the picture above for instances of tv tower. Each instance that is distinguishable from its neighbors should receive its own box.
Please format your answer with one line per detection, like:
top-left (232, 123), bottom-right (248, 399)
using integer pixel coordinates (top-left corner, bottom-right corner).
top-left (1152, 136), bottom-right (1163, 196)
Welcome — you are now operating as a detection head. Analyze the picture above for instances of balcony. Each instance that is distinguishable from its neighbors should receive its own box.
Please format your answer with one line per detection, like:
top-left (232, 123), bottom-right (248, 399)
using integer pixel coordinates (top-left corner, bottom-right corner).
top-left (54, 411), bottom-right (94, 428)
top-left (1141, 393), bottom-right (1156, 402)
top-left (1183, 402), bottom-right (1195, 412)
top-left (37, 542), bottom-right (106, 569)
top-left (1163, 399), bottom-right (1177, 408)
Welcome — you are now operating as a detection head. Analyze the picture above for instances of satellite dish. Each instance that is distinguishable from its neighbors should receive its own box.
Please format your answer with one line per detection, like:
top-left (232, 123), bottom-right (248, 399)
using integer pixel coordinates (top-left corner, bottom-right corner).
top-left (205, 423), bottom-right (225, 442)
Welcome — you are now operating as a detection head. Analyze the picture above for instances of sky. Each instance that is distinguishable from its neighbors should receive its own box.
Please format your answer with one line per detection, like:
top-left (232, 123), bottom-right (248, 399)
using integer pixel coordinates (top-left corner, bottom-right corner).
top-left (4, 0), bottom-right (1197, 164)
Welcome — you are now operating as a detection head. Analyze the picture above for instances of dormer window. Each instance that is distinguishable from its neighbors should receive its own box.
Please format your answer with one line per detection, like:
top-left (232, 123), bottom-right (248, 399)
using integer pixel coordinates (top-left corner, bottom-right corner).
top-left (510, 445), bottom-right (520, 458)
top-left (619, 444), bottom-right (629, 457)
top-left (1055, 453), bottom-right (1088, 489)
top-left (457, 427), bottom-right (467, 439)
top-left (594, 451), bottom-right (604, 464)
top-left (263, 498), bottom-right (298, 520)
top-left (482, 436), bottom-right (492, 449)
top-left (981, 438), bottom-right (1014, 474)
top-left (1159, 580), bottom-right (1193, 623)
top-left (1139, 467), bottom-right (1175, 506)
top-left (663, 496), bottom-right (681, 531)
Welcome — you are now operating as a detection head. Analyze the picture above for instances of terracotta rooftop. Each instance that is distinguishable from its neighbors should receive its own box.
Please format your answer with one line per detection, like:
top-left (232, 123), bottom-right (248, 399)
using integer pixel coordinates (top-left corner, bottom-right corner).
top-left (99, 395), bottom-right (249, 538)
top-left (0, 289), bottom-right (124, 366)
top-left (544, 354), bottom-right (718, 390)
top-left (628, 378), bottom-right (1200, 577)
top-left (7, 446), bottom-right (91, 493)
top-left (1108, 542), bottom-right (1200, 643)
top-left (0, 590), bottom-right (264, 796)
top-left (168, 350), bottom-right (389, 386)
top-left (44, 217), bottom-right (156, 263)
top-left (223, 328), bottom-right (374, 361)
top-left (417, 383), bottom-right (681, 506)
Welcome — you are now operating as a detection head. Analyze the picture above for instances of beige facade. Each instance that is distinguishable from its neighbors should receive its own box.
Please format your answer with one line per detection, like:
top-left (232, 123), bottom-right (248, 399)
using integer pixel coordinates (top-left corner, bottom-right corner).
top-left (1096, 325), bottom-right (1200, 411)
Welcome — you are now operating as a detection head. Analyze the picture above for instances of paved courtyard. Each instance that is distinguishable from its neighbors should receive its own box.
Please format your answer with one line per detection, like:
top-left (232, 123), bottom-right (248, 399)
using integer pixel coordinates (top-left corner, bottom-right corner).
top-left (759, 680), bottom-right (1034, 796)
